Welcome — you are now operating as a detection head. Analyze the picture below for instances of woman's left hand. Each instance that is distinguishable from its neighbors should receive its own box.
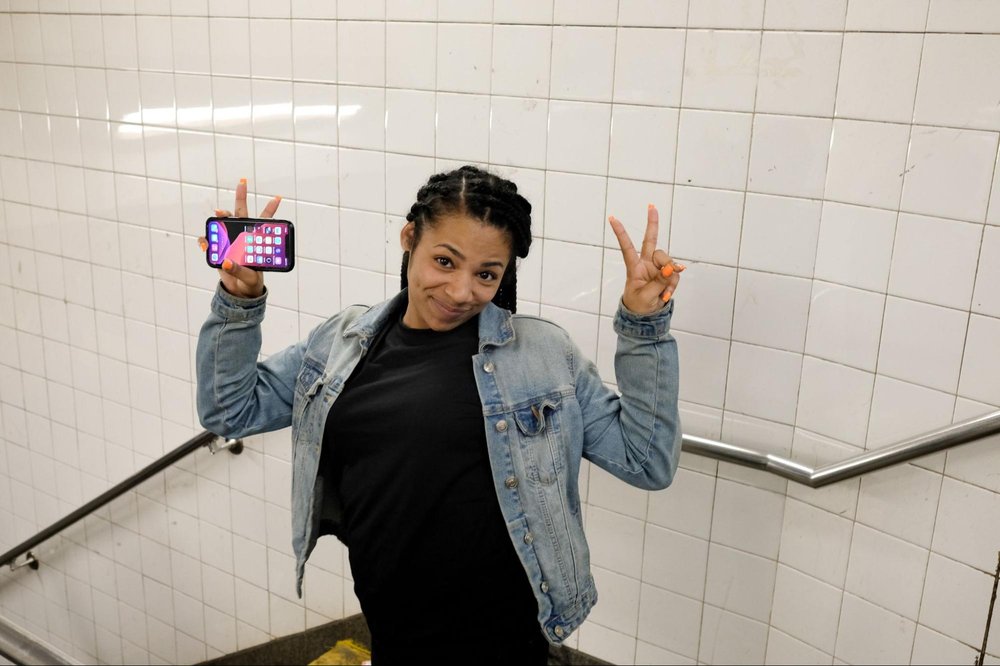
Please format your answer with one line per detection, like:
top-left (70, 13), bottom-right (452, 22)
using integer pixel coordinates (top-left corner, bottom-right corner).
top-left (608, 204), bottom-right (684, 315)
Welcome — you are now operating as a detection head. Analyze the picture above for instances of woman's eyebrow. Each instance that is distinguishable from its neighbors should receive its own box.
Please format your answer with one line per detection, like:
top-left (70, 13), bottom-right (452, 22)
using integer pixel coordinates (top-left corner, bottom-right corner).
top-left (435, 243), bottom-right (506, 268)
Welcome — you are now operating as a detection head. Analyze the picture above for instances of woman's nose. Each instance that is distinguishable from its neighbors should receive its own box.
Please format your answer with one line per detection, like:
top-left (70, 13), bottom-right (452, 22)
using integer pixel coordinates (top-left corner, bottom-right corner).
top-left (445, 273), bottom-right (474, 303)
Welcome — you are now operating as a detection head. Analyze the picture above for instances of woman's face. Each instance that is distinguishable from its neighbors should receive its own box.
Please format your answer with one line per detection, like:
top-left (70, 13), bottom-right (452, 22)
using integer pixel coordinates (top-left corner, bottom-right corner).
top-left (401, 213), bottom-right (512, 331)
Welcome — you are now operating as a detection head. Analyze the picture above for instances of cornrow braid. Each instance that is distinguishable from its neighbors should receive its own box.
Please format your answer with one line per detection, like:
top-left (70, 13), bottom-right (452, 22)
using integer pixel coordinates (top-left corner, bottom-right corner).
top-left (400, 165), bottom-right (533, 313)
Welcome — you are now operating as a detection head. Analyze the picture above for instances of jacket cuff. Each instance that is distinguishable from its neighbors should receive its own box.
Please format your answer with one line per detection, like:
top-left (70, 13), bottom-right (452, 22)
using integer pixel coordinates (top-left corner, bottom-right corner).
top-left (613, 298), bottom-right (674, 338)
top-left (210, 282), bottom-right (268, 323)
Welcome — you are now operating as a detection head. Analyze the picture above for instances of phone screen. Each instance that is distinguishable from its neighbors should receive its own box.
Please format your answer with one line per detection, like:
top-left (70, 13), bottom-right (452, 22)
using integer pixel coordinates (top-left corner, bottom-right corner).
top-left (205, 217), bottom-right (295, 272)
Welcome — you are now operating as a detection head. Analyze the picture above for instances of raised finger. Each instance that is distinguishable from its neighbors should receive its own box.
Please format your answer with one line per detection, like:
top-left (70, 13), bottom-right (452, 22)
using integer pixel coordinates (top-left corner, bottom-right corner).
top-left (234, 178), bottom-right (248, 217)
top-left (221, 257), bottom-right (259, 283)
top-left (608, 215), bottom-right (640, 268)
top-left (214, 209), bottom-right (232, 218)
top-left (640, 204), bottom-right (660, 261)
top-left (259, 195), bottom-right (282, 219)
top-left (198, 235), bottom-right (208, 252)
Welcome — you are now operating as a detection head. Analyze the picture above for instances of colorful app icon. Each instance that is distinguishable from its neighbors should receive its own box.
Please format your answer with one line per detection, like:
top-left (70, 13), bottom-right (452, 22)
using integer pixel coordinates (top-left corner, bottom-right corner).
top-left (275, 237), bottom-right (282, 245)
top-left (211, 253), bottom-right (218, 262)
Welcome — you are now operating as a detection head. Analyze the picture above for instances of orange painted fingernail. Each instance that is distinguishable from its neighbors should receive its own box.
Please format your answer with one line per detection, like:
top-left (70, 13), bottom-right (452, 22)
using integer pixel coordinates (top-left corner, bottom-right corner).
top-left (239, 178), bottom-right (247, 185)
top-left (275, 195), bottom-right (282, 202)
top-left (662, 291), bottom-right (673, 303)
top-left (648, 203), bottom-right (654, 210)
top-left (661, 265), bottom-right (674, 278)
top-left (222, 259), bottom-right (233, 270)
top-left (199, 239), bottom-right (207, 251)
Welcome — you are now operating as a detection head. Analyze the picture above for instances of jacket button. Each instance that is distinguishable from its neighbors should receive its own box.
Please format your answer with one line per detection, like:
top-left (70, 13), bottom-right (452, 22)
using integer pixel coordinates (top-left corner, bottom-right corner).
top-left (496, 420), bottom-right (508, 432)
top-left (554, 626), bottom-right (565, 638)
top-left (483, 361), bottom-right (495, 373)
top-left (540, 581), bottom-right (549, 593)
top-left (505, 476), bottom-right (518, 489)
top-left (523, 532), bottom-right (533, 544)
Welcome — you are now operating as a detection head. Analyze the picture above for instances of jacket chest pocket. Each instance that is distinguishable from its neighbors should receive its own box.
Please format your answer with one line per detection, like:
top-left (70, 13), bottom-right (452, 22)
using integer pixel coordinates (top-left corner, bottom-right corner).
top-left (513, 396), bottom-right (565, 486)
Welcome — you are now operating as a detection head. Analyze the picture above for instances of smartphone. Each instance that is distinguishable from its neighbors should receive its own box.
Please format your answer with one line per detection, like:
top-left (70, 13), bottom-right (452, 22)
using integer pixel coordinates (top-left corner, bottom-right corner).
top-left (205, 217), bottom-right (295, 272)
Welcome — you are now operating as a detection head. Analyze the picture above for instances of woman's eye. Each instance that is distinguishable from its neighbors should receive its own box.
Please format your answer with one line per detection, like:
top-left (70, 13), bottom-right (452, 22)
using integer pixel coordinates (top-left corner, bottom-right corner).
top-left (479, 271), bottom-right (497, 281)
top-left (435, 257), bottom-right (452, 267)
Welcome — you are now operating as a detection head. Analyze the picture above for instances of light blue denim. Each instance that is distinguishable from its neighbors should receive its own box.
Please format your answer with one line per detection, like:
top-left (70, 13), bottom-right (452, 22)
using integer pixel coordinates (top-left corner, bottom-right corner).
top-left (196, 285), bottom-right (682, 644)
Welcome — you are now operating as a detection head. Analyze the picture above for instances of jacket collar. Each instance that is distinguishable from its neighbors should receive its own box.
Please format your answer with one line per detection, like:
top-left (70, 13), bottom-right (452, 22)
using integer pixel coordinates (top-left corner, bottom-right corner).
top-left (344, 289), bottom-right (516, 351)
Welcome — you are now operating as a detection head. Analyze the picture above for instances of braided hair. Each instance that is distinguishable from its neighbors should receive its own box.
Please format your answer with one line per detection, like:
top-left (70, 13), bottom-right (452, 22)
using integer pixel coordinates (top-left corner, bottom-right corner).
top-left (401, 165), bottom-right (533, 313)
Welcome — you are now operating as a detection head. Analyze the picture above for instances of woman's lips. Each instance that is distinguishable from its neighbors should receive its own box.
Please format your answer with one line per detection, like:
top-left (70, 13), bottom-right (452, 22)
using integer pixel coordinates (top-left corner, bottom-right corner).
top-left (431, 297), bottom-right (467, 319)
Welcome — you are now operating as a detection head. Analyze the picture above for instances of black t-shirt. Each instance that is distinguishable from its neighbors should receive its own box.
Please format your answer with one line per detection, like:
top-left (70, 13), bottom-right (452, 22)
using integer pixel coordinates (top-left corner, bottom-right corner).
top-left (320, 302), bottom-right (540, 654)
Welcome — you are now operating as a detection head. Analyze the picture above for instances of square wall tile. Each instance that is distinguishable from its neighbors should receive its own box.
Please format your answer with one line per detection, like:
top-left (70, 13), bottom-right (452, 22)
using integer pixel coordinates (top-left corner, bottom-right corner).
top-left (590, 567), bottom-right (641, 636)
top-left (739, 193), bottom-right (821, 278)
top-left (877, 297), bottom-right (968, 394)
top-left (725, 342), bottom-right (802, 425)
top-left (778, 497), bottom-right (853, 587)
top-left (540, 239), bottom-right (602, 314)
top-left (682, 30), bottom-right (760, 112)
top-left (436, 92), bottom-right (490, 162)
top-left (337, 86), bottom-right (385, 151)
top-left (764, 0), bottom-right (847, 29)
top-left (490, 97), bottom-right (548, 170)
top-left (945, 399), bottom-right (1000, 495)
top-left (642, 523), bottom-right (708, 600)
top-left (704, 543), bottom-right (776, 622)
top-left (553, 0), bottom-right (618, 25)
top-left (920, 553), bottom-right (997, 649)
top-left (698, 606), bottom-right (767, 664)
top-left (291, 19), bottom-right (336, 83)
top-left (436, 23), bottom-right (491, 94)
top-left (866, 375), bottom-right (955, 452)
top-left (609, 105), bottom-right (677, 183)
top-left (544, 171), bottom-right (606, 246)
top-left (825, 119), bottom-right (910, 210)
top-left (337, 21), bottom-right (384, 86)
top-left (688, 0), bottom-right (765, 28)
top-left (337, 148), bottom-right (385, 211)
top-left (710, 478), bottom-right (785, 559)
top-left (647, 467), bottom-right (716, 540)
top-left (614, 28), bottom-right (684, 106)
top-left (586, 506), bottom-right (644, 579)
top-left (546, 101), bottom-right (611, 177)
top-left (796, 356), bottom-right (874, 447)
top-left (845, 0), bottom-right (929, 31)
top-left (959, 315), bottom-right (1000, 406)
top-left (805, 281), bottom-right (884, 372)
top-left (836, 33), bottom-right (922, 124)
top-left (931, 477), bottom-right (1000, 572)
top-left (912, 625), bottom-right (980, 666)
top-left (551, 27), bottom-right (616, 102)
top-left (618, 0), bottom-right (688, 27)
top-left (652, 262), bottom-right (731, 339)
top-left (813, 202), bottom-right (897, 293)
top-left (973, 226), bottom-right (1000, 317)
top-left (748, 114), bottom-right (832, 199)
top-left (888, 213), bottom-right (982, 310)
top-left (901, 126), bottom-right (998, 223)
top-left (732, 270), bottom-right (811, 353)
top-left (927, 0), bottom-right (1000, 31)
top-left (915, 35), bottom-right (1000, 132)
top-left (385, 89), bottom-right (434, 157)
top-left (669, 186), bottom-right (744, 266)
top-left (845, 524), bottom-right (928, 620)
top-left (765, 628), bottom-right (832, 664)
top-left (834, 593), bottom-right (916, 665)
top-left (675, 110), bottom-right (752, 191)
top-left (770, 565), bottom-right (842, 654)
top-left (672, 331), bottom-right (729, 408)
top-left (854, 425), bottom-right (964, 528)
top-left (756, 32), bottom-right (842, 117)
top-left (293, 82), bottom-right (337, 146)
top-left (637, 583), bottom-right (701, 658)
top-left (386, 22), bottom-right (436, 90)
top-left (491, 25), bottom-right (551, 98)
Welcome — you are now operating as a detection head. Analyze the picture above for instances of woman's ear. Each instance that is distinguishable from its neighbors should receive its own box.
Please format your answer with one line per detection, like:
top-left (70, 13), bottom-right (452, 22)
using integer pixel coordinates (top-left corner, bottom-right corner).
top-left (400, 222), bottom-right (415, 252)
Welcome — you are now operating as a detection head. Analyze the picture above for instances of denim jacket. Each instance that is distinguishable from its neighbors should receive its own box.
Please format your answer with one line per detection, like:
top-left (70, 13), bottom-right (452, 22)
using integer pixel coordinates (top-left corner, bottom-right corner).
top-left (196, 285), bottom-right (682, 644)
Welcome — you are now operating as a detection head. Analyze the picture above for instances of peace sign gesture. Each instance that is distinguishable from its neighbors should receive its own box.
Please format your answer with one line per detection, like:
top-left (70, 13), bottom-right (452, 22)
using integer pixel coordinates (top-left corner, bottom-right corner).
top-left (608, 204), bottom-right (684, 315)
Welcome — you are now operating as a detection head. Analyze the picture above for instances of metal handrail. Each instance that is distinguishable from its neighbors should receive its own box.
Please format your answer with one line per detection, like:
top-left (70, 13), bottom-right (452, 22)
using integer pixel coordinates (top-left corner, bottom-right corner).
top-left (0, 430), bottom-right (242, 571)
top-left (682, 409), bottom-right (1000, 488)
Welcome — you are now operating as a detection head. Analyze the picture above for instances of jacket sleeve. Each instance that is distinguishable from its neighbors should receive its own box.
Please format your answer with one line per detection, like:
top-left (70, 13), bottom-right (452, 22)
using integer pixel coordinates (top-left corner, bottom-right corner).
top-left (573, 300), bottom-right (682, 491)
top-left (195, 282), bottom-right (309, 439)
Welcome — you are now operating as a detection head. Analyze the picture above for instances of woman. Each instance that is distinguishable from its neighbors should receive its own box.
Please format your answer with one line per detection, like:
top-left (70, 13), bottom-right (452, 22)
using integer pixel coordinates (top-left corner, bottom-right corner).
top-left (195, 166), bottom-right (684, 663)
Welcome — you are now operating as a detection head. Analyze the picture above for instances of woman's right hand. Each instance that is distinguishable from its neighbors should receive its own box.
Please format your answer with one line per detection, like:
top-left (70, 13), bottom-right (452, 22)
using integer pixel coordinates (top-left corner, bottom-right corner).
top-left (197, 178), bottom-right (282, 299)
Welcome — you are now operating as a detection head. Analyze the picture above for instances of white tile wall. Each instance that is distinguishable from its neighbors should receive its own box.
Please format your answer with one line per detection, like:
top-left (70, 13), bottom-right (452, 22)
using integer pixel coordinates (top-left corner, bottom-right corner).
top-left (2, 3), bottom-right (1000, 665)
